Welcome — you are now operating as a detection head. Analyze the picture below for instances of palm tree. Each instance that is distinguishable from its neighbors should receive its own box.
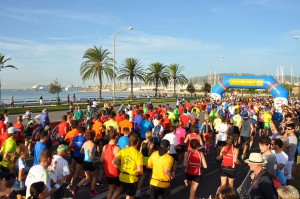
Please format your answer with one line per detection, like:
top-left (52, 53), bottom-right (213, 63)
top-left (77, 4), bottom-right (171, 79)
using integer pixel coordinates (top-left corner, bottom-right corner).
top-left (167, 64), bottom-right (188, 96)
top-left (80, 46), bottom-right (113, 102)
top-left (118, 58), bottom-right (144, 100)
top-left (145, 62), bottom-right (169, 97)
top-left (0, 53), bottom-right (18, 104)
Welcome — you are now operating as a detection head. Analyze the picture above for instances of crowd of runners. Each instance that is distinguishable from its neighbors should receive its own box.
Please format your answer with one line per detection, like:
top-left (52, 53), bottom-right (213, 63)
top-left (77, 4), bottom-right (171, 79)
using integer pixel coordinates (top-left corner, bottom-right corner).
top-left (0, 96), bottom-right (300, 199)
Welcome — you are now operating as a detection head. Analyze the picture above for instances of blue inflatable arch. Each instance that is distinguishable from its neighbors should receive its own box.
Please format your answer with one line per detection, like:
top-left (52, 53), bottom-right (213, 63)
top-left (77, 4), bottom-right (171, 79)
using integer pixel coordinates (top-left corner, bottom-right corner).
top-left (211, 76), bottom-right (288, 110)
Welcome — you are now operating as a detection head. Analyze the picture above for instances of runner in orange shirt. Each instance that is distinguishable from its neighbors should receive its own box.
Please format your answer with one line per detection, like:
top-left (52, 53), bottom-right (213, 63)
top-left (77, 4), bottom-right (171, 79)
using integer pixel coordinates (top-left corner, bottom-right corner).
top-left (65, 121), bottom-right (79, 144)
top-left (118, 114), bottom-right (133, 135)
top-left (92, 114), bottom-right (103, 140)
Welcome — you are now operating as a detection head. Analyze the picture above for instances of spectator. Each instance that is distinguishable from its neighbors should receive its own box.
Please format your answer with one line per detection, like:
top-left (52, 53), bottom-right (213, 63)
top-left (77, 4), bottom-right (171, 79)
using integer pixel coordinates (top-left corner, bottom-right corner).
top-left (258, 136), bottom-right (278, 178)
top-left (283, 123), bottom-right (298, 185)
top-left (277, 185), bottom-right (299, 199)
top-left (271, 138), bottom-right (288, 185)
top-left (245, 153), bottom-right (277, 199)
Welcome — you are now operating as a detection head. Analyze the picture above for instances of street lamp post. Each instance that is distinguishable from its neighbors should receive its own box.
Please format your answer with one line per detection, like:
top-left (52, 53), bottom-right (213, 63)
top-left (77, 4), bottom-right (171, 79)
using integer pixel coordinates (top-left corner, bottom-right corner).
top-left (113, 26), bottom-right (133, 104)
top-left (209, 56), bottom-right (224, 90)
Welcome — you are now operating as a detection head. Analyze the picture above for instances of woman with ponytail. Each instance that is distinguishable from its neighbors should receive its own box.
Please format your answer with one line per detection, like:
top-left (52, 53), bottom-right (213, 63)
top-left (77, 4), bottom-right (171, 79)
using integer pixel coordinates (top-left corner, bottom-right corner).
top-left (147, 139), bottom-right (174, 199)
top-left (27, 181), bottom-right (47, 199)
top-left (12, 144), bottom-right (29, 199)
top-left (217, 136), bottom-right (239, 194)
top-left (183, 139), bottom-right (207, 199)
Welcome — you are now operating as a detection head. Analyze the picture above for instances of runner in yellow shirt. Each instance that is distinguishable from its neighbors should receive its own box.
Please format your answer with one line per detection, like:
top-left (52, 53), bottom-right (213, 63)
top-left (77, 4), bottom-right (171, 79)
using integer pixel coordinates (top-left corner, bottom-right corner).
top-left (147, 139), bottom-right (174, 199)
top-left (113, 134), bottom-right (143, 199)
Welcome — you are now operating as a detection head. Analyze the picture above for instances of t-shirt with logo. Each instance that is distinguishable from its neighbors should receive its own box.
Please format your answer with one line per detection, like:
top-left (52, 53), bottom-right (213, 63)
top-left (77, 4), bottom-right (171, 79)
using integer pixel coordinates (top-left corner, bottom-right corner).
top-left (116, 147), bottom-right (143, 183)
top-left (48, 155), bottom-right (70, 183)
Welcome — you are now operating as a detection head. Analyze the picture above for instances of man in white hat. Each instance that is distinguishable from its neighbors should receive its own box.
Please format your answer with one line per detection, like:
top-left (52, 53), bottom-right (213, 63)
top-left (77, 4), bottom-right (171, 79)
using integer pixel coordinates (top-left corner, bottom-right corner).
top-left (245, 152), bottom-right (277, 199)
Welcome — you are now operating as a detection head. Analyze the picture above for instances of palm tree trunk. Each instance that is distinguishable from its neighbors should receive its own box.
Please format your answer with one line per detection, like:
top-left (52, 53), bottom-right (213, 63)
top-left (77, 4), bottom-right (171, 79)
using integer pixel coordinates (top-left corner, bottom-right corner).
top-left (130, 77), bottom-right (133, 100)
top-left (98, 72), bottom-right (102, 102)
top-left (155, 78), bottom-right (158, 97)
top-left (173, 79), bottom-right (176, 97)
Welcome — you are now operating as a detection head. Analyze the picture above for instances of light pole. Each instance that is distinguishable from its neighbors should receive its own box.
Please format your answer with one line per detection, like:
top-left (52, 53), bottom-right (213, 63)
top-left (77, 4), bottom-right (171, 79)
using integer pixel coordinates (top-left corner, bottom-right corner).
top-left (209, 56), bottom-right (224, 90)
top-left (113, 26), bottom-right (133, 103)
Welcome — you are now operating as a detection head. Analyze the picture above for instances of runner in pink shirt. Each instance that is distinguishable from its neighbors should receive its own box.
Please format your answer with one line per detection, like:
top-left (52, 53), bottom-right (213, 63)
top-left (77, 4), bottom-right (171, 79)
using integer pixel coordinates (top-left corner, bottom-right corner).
top-left (175, 121), bottom-right (187, 167)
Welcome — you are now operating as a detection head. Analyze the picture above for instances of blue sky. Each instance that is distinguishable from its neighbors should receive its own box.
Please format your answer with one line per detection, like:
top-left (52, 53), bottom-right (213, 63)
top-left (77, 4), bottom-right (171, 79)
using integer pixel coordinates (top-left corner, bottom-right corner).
top-left (1, 0), bottom-right (300, 89)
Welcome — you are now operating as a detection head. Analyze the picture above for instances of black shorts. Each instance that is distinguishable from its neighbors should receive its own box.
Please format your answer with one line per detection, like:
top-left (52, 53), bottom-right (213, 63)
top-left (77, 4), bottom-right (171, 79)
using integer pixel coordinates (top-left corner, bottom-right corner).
top-left (73, 156), bottom-right (84, 164)
top-left (185, 173), bottom-right (202, 183)
top-left (241, 136), bottom-right (250, 145)
top-left (151, 185), bottom-right (169, 198)
top-left (106, 177), bottom-right (120, 187)
top-left (121, 181), bottom-right (137, 196)
top-left (82, 161), bottom-right (96, 172)
top-left (258, 122), bottom-right (264, 129)
top-left (233, 126), bottom-right (240, 135)
top-left (220, 166), bottom-right (236, 179)
top-left (217, 141), bottom-right (226, 147)
top-left (176, 145), bottom-right (186, 153)
top-left (170, 153), bottom-right (178, 162)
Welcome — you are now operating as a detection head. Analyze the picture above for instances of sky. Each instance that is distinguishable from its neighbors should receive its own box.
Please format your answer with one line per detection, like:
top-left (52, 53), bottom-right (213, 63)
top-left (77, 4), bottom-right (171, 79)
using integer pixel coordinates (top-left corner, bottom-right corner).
top-left (1, 0), bottom-right (300, 89)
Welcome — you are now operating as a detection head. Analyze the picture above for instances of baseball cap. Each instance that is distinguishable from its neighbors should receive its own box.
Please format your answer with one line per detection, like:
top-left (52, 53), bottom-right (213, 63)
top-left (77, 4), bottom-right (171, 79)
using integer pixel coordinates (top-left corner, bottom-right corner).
top-left (8, 127), bottom-right (21, 134)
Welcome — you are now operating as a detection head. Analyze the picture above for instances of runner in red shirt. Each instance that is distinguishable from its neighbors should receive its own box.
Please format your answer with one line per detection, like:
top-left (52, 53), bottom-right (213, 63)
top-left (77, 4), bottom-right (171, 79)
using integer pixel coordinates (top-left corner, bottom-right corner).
top-left (13, 115), bottom-right (24, 144)
top-left (163, 113), bottom-right (171, 133)
top-left (217, 136), bottom-right (239, 193)
top-left (180, 108), bottom-right (191, 129)
top-left (101, 128), bottom-right (122, 199)
top-left (0, 114), bottom-right (6, 134)
top-left (178, 104), bottom-right (184, 115)
top-left (183, 139), bottom-right (207, 199)
top-left (58, 115), bottom-right (70, 143)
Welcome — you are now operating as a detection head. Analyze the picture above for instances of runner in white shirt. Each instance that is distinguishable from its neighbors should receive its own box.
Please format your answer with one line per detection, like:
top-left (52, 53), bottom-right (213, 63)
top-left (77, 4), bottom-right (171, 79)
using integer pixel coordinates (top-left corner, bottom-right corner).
top-left (216, 118), bottom-right (229, 159)
top-left (271, 138), bottom-right (288, 185)
top-left (25, 150), bottom-right (63, 199)
top-left (163, 126), bottom-right (180, 177)
top-left (48, 145), bottom-right (70, 198)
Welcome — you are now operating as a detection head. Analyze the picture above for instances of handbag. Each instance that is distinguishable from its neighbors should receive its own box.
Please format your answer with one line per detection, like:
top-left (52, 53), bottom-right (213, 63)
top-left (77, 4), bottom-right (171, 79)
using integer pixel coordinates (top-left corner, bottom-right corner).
top-left (272, 176), bottom-right (282, 189)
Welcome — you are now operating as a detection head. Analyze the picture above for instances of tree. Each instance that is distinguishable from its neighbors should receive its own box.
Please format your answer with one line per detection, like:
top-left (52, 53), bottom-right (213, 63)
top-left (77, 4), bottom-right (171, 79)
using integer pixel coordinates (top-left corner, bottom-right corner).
top-left (80, 46), bottom-right (113, 102)
top-left (202, 83), bottom-right (211, 96)
top-left (167, 64), bottom-right (188, 96)
top-left (186, 83), bottom-right (196, 96)
top-left (118, 58), bottom-right (144, 100)
top-left (0, 53), bottom-right (18, 104)
top-left (49, 79), bottom-right (62, 105)
top-left (145, 62), bottom-right (169, 97)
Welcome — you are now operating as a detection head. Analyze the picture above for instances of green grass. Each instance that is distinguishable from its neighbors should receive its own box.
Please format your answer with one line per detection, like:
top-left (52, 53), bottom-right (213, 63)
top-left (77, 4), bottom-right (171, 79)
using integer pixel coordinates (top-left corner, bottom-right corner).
top-left (1, 97), bottom-right (200, 114)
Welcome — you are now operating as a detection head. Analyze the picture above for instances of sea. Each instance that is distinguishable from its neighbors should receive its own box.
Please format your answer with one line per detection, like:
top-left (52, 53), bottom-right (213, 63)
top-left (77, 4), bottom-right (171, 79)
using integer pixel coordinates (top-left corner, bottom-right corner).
top-left (0, 89), bottom-right (147, 104)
